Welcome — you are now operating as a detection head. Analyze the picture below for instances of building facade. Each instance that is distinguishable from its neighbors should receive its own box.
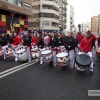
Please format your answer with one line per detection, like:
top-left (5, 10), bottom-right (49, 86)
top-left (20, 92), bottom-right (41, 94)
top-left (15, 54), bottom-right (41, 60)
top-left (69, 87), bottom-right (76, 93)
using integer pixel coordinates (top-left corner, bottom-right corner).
top-left (59, 0), bottom-right (67, 32)
top-left (98, 14), bottom-right (100, 34)
top-left (81, 22), bottom-right (91, 33)
top-left (91, 16), bottom-right (98, 34)
top-left (0, 0), bottom-right (32, 34)
top-left (28, 0), bottom-right (67, 32)
top-left (67, 5), bottom-right (74, 31)
top-left (29, 0), bottom-right (59, 32)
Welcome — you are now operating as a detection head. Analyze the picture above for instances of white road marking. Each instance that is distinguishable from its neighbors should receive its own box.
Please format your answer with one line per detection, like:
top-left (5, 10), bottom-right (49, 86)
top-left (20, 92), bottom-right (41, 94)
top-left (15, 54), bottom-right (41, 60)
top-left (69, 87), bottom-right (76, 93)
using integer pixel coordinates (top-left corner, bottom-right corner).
top-left (0, 59), bottom-right (38, 79)
top-left (0, 59), bottom-right (37, 75)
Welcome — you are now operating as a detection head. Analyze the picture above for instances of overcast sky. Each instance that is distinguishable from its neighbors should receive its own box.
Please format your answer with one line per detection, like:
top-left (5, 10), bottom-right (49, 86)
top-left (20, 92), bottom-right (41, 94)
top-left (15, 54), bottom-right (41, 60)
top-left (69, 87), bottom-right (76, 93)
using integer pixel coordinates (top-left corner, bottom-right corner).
top-left (67, 0), bottom-right (100, 26)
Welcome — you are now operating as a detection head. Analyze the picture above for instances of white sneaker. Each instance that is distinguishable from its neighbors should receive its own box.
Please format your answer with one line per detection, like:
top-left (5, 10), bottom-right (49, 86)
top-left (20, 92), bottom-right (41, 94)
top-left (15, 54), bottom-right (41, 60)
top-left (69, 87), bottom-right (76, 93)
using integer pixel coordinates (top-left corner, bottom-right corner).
top-left (15, 58), bottom-right (18, 61)
top-left (40, 61), bottom-right (43, 64)
top-left (54, 65), bottom-right (57, 67)
top-left (29, 61), bottom-right (32, 63)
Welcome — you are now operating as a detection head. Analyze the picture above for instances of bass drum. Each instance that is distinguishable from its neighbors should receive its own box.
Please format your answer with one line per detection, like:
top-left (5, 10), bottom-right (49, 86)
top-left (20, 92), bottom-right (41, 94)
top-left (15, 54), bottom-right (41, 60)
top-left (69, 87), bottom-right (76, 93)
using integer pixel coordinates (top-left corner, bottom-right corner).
top-left (56, 52), bottom-right (69, 66)
top-left (75, 54), bottom-right (91, 71)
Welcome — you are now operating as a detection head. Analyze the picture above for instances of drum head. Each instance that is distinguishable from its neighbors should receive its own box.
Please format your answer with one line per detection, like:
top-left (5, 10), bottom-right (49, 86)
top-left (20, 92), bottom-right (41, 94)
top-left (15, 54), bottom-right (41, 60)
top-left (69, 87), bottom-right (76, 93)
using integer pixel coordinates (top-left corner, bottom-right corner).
top-left (41, 50), bottom-right (51, 55)
top-left (56, 52), bottom-right (68, 57)
top-left (16, 49), bottom-right (25, 54)
top-left (75, 54), bottom-right (91, 66)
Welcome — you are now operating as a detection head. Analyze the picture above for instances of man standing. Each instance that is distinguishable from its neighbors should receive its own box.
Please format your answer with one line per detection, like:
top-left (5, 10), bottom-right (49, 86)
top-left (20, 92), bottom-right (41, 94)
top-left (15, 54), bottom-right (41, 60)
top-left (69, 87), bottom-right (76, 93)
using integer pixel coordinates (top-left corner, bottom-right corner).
top-left (80, 31), bottom-right (97, 75)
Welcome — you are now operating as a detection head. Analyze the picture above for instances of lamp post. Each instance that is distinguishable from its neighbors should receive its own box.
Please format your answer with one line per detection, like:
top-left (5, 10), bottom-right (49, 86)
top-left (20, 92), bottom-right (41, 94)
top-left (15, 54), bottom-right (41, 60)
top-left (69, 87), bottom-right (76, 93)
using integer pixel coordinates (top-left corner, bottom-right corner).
top-left (31, 15), bottom-right (34, 33)
top-left (41, 0), bottom-right (43, 33)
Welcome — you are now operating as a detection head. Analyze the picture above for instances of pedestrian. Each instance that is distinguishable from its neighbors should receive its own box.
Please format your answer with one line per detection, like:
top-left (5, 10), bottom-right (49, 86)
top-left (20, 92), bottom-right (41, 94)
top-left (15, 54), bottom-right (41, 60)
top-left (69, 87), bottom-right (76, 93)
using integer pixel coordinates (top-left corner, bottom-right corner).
top-left (80, 31), bottom-right (97, 75)
top-left (23, 31), bottom-right (32, 62)
top-left (49, 32), bottom-right (58, 67)
top-left (0, 33), bottom-right (8, 60)
top-left (37, 34), bottom-right (44, 64)
top-left (12, 32), bottom-right (20, 61)
top-left (73, 34), bottom-right (79, 56)
top-left (65, 31), bottom-right (75, 71)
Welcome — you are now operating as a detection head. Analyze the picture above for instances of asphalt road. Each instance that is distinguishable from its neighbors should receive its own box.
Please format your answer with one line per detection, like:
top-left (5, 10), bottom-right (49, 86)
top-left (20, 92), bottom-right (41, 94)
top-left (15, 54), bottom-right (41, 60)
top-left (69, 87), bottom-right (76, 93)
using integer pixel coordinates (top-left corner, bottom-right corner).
top-left (0, 53), bottom-right (100, 100)
top-left (0, 56), bottom-right (26, 72)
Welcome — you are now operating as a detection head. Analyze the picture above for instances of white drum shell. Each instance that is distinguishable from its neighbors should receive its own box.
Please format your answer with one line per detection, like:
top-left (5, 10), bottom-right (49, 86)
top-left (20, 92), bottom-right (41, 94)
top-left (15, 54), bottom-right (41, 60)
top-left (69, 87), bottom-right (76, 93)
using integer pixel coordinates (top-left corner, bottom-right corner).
top-left (0, 49), bottom-right (3, 56)
top-left (75, 63), bottom-right (89, 71)
top-left (16, 49), bottom-right (27, 61)
top-left (6, 48), bottom-right (13, 58)
top-left (56, 53), bottom-right (69, 66)
top-left (41, 50), bottom-right (52, 62)
top-left (32, 51), bottom-right (39, 58)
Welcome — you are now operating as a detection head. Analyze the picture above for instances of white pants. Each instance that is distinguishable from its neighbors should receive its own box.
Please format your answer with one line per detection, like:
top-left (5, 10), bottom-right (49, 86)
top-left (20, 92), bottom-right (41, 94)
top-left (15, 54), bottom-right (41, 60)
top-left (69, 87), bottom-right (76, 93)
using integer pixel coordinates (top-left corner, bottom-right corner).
top-left (75, 47), bottom-right (78, 57)
top-left (68, 50), bottom-right (75, 69)
top-left (81, 51), bottom-right (93, 71)
top-left (25, 47), bottom-right (32, 62)
top-left (39, 47), bottom-right (50, 63)
top-left (52, 50), bottom-right (57, 66)
top-left (2, 45), bottom-right (8, 59)
top-left (12, 45), bottom-right (19, 61)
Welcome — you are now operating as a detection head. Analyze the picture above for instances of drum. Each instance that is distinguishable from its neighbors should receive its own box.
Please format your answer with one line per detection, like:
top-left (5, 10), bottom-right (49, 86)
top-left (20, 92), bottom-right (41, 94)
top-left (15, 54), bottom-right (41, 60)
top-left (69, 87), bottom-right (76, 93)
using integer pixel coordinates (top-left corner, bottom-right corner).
top-left (16, 49), bottom-right (27, 61)
top-left (31, 45), bottom-right (38, 52)
top-left (59, 46), bottom-right (66, 52)
top-left (0, 49), bottom-right (3, 56)
top-left (56, 52), bottom-right (69, 66)
top-left (96, 47), bottom-right (100, 58)
top-left (41, 50), bottom-right (52, 62)
top-left (6, 48), bottom-right (13, 58)
top-left (18, 45), bottom-right (25, 50)
top-left (75, 54), bottom-right (91, 71)
top-left (32, 51), bottom-right (39, 58)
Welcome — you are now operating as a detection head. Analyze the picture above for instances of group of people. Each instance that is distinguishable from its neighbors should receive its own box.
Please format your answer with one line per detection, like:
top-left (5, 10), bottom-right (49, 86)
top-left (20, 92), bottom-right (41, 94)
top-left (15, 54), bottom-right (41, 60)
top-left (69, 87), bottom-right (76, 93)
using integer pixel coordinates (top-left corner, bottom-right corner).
top-left (0, 30), bottom-right (99, 75)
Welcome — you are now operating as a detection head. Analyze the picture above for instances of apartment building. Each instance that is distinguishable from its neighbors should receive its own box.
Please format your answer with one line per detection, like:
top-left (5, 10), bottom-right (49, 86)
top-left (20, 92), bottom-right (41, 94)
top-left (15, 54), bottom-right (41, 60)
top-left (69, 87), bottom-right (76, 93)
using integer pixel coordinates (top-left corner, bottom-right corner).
top-left (98, 14), bottom-right (100, 34)
top-left (81, 22), bottom-right (91, 33)
top-left (29, 0), bottom-right (67, 32)
top-left (91, 16), bottom-right (98, 34)
top-left (67, 5), bottom-right (74, 31)
top-left (0, 0), bottom-right (32, 34)
top-left (59, 0), bottom-right (67, 32)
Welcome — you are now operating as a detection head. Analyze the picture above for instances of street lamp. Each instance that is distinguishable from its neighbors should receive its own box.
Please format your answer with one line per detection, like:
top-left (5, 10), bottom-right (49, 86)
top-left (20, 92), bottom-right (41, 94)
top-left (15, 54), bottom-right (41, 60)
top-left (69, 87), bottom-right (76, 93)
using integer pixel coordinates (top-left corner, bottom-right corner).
top-left (31, 15), bottom-right (34, 32)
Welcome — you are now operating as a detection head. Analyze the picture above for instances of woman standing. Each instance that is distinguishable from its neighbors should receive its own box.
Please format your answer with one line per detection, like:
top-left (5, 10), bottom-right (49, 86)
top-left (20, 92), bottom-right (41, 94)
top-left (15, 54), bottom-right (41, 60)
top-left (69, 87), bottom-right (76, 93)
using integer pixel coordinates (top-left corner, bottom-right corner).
top-left (49, 32), bottom-right (58, 67)
top-left (65, 32), bottom-right (75, 71)
top-left (0, 33), bottom-right (8, 60)
top-left (38, 34), bottom-right (44, 64)
top-left (23, 31), bottom-right (32, 62)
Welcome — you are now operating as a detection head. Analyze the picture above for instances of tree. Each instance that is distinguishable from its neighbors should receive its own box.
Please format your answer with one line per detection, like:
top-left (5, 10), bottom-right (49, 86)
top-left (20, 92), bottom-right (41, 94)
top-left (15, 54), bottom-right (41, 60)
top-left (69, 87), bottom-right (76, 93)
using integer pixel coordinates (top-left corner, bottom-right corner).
top-left (10, 12), bottom-right (21, 34)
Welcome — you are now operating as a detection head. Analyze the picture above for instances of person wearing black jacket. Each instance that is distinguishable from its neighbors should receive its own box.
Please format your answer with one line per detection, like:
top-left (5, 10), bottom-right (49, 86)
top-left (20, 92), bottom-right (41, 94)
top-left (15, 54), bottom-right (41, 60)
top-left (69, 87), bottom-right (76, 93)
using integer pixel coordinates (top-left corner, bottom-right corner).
top-left (49, 32), bottom-right (58, 67)
top-left (0, 33), bottom-right (8, 60)
top-left (65, 32), bottom-right (75, 71)
top-left (73, 34), bottom-right (79, 57)
top-left (37, 34), bottom-right (44, 64)
top-left (23, 31), bottom-right (32, 62)
top-left (57, 33), bottom-right (63, 46)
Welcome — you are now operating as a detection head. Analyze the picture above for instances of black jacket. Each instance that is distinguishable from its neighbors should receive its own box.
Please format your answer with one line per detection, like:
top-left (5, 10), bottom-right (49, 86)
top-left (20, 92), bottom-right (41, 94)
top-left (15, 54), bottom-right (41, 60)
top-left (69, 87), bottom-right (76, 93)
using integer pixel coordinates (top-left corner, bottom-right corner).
top-left (23, 35), bottom-right (31, 47)
top-left (57, 37), bottom-right (63, 46)
top-left (74, 38), bottom-right (78, 47)
top-left (1, 36), bottom-right (7, 46)
top-left (37, 38), bottom-right (44, 48)
top-left (65, 36), bottom-right (75, 51)
top-left (9, 36), bottom-right (14, 44)
top-left (49, 37), bottom-right (57, 48)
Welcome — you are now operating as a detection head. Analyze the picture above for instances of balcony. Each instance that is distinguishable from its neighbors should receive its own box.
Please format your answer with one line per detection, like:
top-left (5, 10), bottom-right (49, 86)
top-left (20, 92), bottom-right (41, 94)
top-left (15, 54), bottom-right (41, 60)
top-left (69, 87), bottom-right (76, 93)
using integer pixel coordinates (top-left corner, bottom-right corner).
top-left (43, 1), bottom-right (59, 11)
top-left (43, 9), bottom-right (59, 16)
top-left (40, 17), bottom-right (59, 23)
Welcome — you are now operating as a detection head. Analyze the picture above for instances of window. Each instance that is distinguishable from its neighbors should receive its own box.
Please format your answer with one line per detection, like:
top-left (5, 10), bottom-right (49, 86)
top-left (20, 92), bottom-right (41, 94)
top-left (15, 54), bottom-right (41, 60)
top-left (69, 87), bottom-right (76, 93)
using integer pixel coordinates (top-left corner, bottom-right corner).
top-left (16, 0), bottom-right (22, 7)
top-left (24, 3), bottom-right (30, 10)
top-left (43, 22), bottom-right (52, 26)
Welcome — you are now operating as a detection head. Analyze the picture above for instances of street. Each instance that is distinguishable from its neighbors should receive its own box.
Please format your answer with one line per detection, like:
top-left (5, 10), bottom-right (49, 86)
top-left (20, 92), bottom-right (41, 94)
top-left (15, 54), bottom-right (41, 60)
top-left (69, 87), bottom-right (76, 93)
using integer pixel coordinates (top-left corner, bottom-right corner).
top-left (0, 52), bottom-right (100, 100)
